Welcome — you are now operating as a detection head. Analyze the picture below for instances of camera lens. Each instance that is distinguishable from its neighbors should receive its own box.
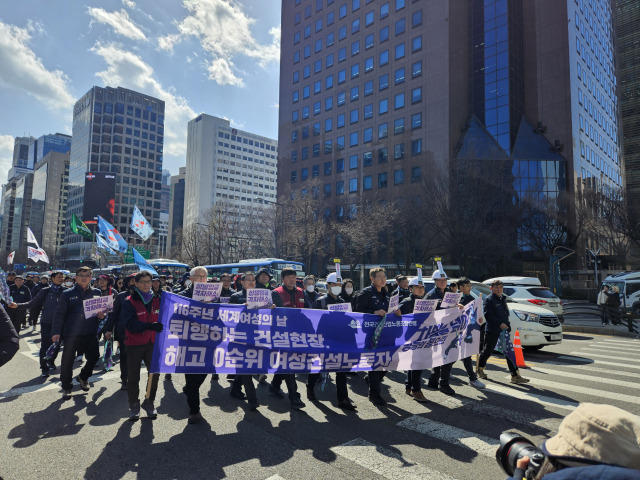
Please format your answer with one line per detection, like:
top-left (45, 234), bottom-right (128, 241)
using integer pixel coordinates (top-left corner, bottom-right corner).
top-left (496, 432), bottom-right (539, 476)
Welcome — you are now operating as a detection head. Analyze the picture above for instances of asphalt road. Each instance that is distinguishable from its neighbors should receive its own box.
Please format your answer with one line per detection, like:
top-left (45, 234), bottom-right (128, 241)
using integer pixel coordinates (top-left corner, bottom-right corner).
top-left (1, 329), bottom-right (638, 480)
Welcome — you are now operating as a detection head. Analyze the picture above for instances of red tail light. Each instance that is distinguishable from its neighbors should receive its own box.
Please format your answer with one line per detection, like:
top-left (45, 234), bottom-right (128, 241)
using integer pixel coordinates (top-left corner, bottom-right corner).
top-left (527, 299), bottom-right (548, 306)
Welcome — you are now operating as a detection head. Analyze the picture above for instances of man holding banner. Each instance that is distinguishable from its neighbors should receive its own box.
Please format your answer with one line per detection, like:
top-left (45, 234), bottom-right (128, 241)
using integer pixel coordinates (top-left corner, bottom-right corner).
top-left (52, 266), bottom-right (105, 399)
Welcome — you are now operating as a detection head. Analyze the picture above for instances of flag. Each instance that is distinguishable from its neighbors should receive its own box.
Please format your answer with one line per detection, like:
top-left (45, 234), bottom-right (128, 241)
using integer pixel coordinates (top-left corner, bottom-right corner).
top-left (27, 227), bottom-right (39, 247)
top-left (98, 216), bottom-right (128, 253)
top-left (28, 246), bottom-right (40, 262)
top-left (96, 233), bottom-right (117, 255)
top-left (495, 329), bottom-right (518, 367)
top-left (132, 247), bottom-right (158, 275)
top-left (131, 205), bottom-right (154, 241)
top-left (36, 248), bottom-right (49, 264)
top-left (70, 213), bottom-right (93, 241)
top-left (7, 251), bottom-right (14, 264)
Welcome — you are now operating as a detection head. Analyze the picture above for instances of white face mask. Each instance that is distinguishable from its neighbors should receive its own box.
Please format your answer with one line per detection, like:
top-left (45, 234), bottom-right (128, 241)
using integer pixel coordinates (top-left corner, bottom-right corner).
top-left (306, 285), bottom-right (315, 293)
top-left (64, 282), bottom-right (73, 287)
top-left (330, 286), bottom-right (342, 295)
top-left (345, 287), bottom-right (353, 295)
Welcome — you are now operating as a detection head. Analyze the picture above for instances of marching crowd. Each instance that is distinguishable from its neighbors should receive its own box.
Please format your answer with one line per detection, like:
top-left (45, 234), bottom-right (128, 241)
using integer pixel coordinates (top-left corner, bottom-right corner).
top-left (0, 265), bottom-right (529, 424)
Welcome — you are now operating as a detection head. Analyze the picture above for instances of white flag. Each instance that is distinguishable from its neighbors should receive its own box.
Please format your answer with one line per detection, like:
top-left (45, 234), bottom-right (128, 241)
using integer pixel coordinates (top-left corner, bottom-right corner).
top-left (27, 227), bottom-right (39, 247)
top-left (7, 251), bottom-right (14, 264)
top-left (37, 248), bottom-right (49, 264)
top-left (27, 246), bottom-right (40, 262)
top-left (131, 205), bottom-right (154, 241)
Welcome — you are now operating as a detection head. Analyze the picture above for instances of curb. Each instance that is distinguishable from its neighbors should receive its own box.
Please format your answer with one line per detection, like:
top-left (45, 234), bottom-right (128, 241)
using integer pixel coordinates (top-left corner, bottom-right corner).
top-left (562, 324), bottom-right (639, 338)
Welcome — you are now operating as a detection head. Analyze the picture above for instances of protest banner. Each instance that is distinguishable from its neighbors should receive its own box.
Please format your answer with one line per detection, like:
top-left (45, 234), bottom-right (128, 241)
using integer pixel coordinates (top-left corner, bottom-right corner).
top-left (387, 293), bottom-right (400, 313)
top-left (150, 292), bottom-right (483, 375)
top-left (219, 297), bottom-right (231, 304)
top-left (327, 303), bottom-right (352, 312)
top-left (441, 292), bottom-right (463, 309)
top-left (413, 299), bottom-right (438, 313)
top-left (246, 289), bottom-right (272, 309)
top-left (192, 282), bottom-right (222, 303)
top-left (83, 296), bottom-right (114, 319)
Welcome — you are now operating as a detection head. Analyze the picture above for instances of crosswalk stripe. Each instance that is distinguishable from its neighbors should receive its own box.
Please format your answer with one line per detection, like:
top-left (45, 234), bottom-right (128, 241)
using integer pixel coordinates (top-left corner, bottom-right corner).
top-left (582, 346), bottom-right (640, 358)
top-left (440, 397), bottom-right (561, 432)
top-left (554, 355), bottom-right (640, 371)
top-left (481, 382), bottom-right (577, 411)
top-left (525, 378), bottom-right (640, 405)
top-left (264, 476), bottom-right (286, 480)
top-left (331, 438), bottom-right (458, 480)
top-left (588, 343), bottom-right (640, 352)
top-left (571, 351), bottom-right (640, 364)
top-left (540, 361), bottom-right (640, 379)
top-left (530, 366), bottom-right (639, 389)
top-left (397, 416), bottom-right (499, 459)
top-left (598, 338), bottom-right (640, 345)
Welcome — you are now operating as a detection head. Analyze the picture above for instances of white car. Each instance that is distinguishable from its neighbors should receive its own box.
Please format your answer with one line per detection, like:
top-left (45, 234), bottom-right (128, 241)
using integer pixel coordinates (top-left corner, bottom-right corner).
top-left (482, 276), bottom-right (564, 322)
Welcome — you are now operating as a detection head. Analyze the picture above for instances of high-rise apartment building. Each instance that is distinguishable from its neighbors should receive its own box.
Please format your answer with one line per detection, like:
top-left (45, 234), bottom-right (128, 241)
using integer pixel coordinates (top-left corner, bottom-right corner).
top-left (167, 166), bottom-right (186, 255)
top-left (63, 86), bottom-right (165, 263)
top-left (183, 114), bottom-right (278, 228)
top-left (278, 0), bottom-right (621, 274)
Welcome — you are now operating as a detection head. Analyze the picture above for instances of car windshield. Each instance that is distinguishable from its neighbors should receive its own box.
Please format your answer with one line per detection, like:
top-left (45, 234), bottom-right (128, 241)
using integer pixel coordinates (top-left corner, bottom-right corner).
top-left (527, 287), bottom-right (558, 299)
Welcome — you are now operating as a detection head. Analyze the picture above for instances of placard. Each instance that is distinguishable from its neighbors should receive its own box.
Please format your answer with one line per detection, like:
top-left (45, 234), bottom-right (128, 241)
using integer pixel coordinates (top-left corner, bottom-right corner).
top-left (192, 282), bottom-right (222, 303)
top-left (414, 298), bottom-right (438, 313)
top-left (440, 292), bottom-right (463, 309)
top-left (327, 302), bottom-right (352, 312)
top-left (388, 293), bottom-right (400, 313)
top-left (246, 289), bottom-right (272, 309)
top-left (83, 295), bottom-right (114, 319)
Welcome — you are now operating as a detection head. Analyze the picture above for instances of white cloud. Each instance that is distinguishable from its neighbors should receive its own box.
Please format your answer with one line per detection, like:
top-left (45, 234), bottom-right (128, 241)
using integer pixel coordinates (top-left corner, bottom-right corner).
top-left (122, 0), bottom-right (136, 8)
top-left (87, 7), bottom-right (147, 41)
top-left (0, 134), bottom-right (14, 184)
top-left (91, 43), bottom-right (196, 169)
top-left (0, 21), bottom-right (74, 110)
top-left (158, 0), bottom-right (280, 86)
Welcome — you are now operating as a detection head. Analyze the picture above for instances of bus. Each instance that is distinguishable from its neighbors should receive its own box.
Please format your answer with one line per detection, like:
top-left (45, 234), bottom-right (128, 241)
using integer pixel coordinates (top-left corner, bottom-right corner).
top-left (204, 258), bottom-right (305, 284)
top-left (119, 259), bottom-right (190, 279)
top-left (92, 265), bottom-right (122, 278)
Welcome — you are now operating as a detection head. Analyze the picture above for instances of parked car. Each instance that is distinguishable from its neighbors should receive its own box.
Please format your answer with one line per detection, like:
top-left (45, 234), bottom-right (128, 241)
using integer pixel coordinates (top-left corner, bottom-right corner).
top-left (601, 271), bottom-right (640, 313)
top-left (482, 276), bottom-right (564, 322)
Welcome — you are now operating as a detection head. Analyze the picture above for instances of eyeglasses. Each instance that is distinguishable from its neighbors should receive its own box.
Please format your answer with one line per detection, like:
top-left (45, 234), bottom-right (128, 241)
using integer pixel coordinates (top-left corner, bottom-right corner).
top-left (137, 280), bottom-right (152, 285)
top-left (77, 274), bottom-right (92, 279)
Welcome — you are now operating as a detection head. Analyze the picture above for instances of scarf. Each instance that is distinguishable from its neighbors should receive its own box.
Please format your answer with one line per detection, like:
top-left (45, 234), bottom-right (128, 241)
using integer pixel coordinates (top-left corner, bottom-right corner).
top-left (136, 287), bottom-right (153, 305)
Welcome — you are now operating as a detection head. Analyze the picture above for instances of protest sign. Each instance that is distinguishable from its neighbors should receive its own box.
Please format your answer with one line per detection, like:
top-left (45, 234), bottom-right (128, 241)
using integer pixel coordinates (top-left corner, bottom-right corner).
top-left (192, 282), bottom-right (222, 303)
top-left (246, 289), bottom-right (272, 309)
top-left (150, 292), bottom-right (483, 375)
top-left (388, 293), bottom-right (400, 313)
top-left (327, 303), bottom-right (352, 312)
top-left (219, 297), bottom-right (231, 304)
top-left (83, 296), bottom-right (114, 319)
top-left (440, 292), bottom-right (463, 309)
top-left (414, 299), bottom-right (438, 313)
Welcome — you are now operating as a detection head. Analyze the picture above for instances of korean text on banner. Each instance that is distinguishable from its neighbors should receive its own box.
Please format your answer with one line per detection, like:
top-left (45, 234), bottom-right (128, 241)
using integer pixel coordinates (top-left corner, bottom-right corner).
top-left (83, 296), bottom-right (114, 319)
top-left (192, 282), bottom-right (222, 303)
top-left (246, 289), bottom-right (272, 309)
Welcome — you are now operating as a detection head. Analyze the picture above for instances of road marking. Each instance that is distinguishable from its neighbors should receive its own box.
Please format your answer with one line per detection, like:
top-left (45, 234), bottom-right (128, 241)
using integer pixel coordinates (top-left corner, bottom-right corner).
top-left (587, 344), bottom-right (640, 354)
top-left (582, 347), bottom-right (640, 358)
top-left (397, 416), bottom-right (499, 459)
top-left (571, 351), bottom-right (640, 364)
top-left (440, 397), bottom-right (561, 432)
top-left (525, 378), bottom-right (640, 405)
top-left (0, 370), bottom-right (120, 399)
top-left (530, 366), bottom-right (639, 389)
top-left (536, 361), bottom-right (640, 379)
top-left (264, 476), bottom-right (286, 480)
top-left (554, 355), bottom-right (640, 371)
top-left (331, 438), bottom-right (458, 480)
top-left (480, 382), bottom-right (577, 410)
top-left (598, 338), bottom-right (640, 345)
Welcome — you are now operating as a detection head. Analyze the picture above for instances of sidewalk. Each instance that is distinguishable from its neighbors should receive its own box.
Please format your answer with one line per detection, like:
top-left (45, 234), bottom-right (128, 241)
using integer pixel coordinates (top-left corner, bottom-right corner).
top-left (560, 299), bottom-right (639, 338)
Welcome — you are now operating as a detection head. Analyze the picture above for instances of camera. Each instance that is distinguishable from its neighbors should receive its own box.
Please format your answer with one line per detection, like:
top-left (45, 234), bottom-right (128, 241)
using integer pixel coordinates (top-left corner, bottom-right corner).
top-left (496, 432), bottom-right (546, 479)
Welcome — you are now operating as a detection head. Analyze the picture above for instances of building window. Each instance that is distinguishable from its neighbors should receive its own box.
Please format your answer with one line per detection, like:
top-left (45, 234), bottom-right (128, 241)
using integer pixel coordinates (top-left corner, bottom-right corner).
top-left (394, 118), bottom-right (405, 134)
top-left (395, 18), bottom-right (405, 36)
top-left (412, 9), bottom-right (422, 27)
top-left (312, 164), bottom-right (320, 177)
top-left (336, 180), bottom-right (344, 195)
top-left (352, 40), bottom-right (360, 56)
top-left (412, 60), bottom-right (422, 77)
top-left (411, 138), bottom-right (422, 155)
top-left (394, 143), bottom-right (404, 159)
top-left (324, 183), bottom-right (332, 197)
top-left (411, 112), bottom-right (422, 129)
top-left (395, 43), bottom-right (405, 59)
top-left (380, 50), bottom-right (389, 66)
top-left (363, 151), bottom-right (373, 166)
top-left (365, 33), bottom-right (374, 49)
top-left (338, 91), bottom-right (346, 105)
top-left (411, 166), bottom-right (421, 182)
top-left (349, 178), bottom-right (358, 192)
top-left (412, 87), bottom-right (422, 103)
top-left (395, 67), bottom-right (405, 84)
top-left (378, 122), bottom-right (388, 138)
top-left (364, 103), bottom-right (373, 119)
top-left (301, 167), bottom-right (308, 181)
top-left (350, 85), bottom-right (359, 100)
top-left (412, 35), bottom-right (422, 52)
top-left (291, 171), bottom-right (297, 183)
top-left (394, 93), bottom-right (405, 109)
top-left (378, 172), bottom-right (388, 187)
top-left (350, 131), bottom-right (358, 146)
top-left (324, 161), bottom-right (332, 175)
top-left (379, 73), bottom-right (389, 90)
top-left (363, 127), bottom-right (373, 142)
top-left (378, 147), bottom-right (388, 163)
top-left (350, 108), bottom-right (359, 124)
top-left (349, 154), bottom-right (358, 169)
top-left (379, 98), bottom-right (388, 114)
top-left (363, 175), bottom-right (372, 190)
top-left (380, 25), bottom-right (389, 43)
top-left (394, 169), bottom-right (404, 185)
top-left (365, 56), bottom-right (374, 72)
top-left (337, 158), bottom-right (345, 172)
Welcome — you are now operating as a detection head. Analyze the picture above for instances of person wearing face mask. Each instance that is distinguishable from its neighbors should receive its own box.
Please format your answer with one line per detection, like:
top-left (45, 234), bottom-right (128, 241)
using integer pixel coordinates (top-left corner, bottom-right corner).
top-left (307, 272), bottom-right (357, 410)
top-left (8, 276), bottom-right (31, 332)
top-left (341, 279), bottom-right (356, 305)
top-left (8, 271), bottom-right (66, 377)
top-left (63, 276), bottom-right (74, 289)
top-left (303, 275), bottom-right (318, 309)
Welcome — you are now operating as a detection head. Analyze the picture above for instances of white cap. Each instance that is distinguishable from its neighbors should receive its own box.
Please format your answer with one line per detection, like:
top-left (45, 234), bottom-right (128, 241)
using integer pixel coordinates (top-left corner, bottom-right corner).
top-left (327, 272), bottom-right (342, 283)
top-left (409, 277), bottom-right (423, 286)
top-left (431, 270), bottom-right (448, 280)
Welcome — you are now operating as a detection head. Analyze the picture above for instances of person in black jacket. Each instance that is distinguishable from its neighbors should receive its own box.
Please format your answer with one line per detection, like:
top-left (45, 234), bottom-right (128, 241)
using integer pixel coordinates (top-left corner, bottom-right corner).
top-left (52, 266), bottom-right (105, 398)
top-left (29, 275), bottom-right (49, 327)
top-left (218, 273), bottom-right (236, 302)
top-left (391, 275), bottom-right (411, 303)
top-left (353, 267), bottom-right (390, 406)
top-left (477, 279), bottom-right (529, 384)
top-left (302, 275), bottom-right (318, 308)
top-left (0, 304), bottom-right (19, 368)
top-left (9, 271), bottom-right (65, 376)
top-left (456, 278), bottom-right (485, 389)
top-left (104, 274), bottom-right (136, 389)
top-left (341, 278), bottom-right (356, 304)
top-left (8, 276), bottom-right (31, 332)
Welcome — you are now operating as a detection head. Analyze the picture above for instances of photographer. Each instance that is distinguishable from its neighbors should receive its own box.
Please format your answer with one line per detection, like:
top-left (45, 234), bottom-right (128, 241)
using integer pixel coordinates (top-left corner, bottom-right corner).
top-left (501, 403), bottom-right (640, 479)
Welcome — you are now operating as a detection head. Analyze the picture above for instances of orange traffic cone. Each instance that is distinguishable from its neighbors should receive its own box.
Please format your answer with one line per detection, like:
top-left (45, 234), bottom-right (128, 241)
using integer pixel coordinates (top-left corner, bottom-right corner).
top-left (513, 330), bottom-right (529, 368)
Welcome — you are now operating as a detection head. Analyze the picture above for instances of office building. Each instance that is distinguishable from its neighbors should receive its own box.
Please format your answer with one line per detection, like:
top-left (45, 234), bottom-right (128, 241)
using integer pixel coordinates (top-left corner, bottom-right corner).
top-left (167, 166), bottom-right (186, 255)
top-left (63, 86), bottom-right (165, 263)
top-left (183, 114), bottom-right (278, 229)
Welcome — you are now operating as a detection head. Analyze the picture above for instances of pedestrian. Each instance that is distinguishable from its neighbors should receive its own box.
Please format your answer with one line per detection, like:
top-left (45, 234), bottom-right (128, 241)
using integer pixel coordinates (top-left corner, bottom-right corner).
top-left (29, 275), bottom-right (49, 328)
top-left (270, 268), bottom-right (306, 410)
top-left (353, 267), bottom-right (391, 406)
top-left (104, 274), bottom-right (136, 390)
top-left (397, 277), bottom-right (429, 402)
top-left (455, 278), bottom-right (485, 389)
top-left (151, 276), bottom-right (163, 296)
top-left (341, 278), bottom-right (356, 305)
top-left (477, 279), bottom-right (530, 384)
top-left (602, 285), bottom-right (621, 325)
top-left (6, 271), bottom-right (16, 287)
top-left (121, 271), bottom-right (163, 421)
top-left (307, 272), bottom-right (357, 410)
top-left (218, 273), bottom-right (236, 301)
top-left (7, 275), bottom-right (31, 332)
top-left (51, 266), bottom-right (106, 399)
top-left (391, 275), bottom-right (411, 302)
top-left (115, 277), bottom-right (125, 293)
top-left (8, 271), bottom-right (66, 376)
top-left (0, 304), bottom-right (19, 368)
top-left (302, 275), bottom-right (318, 308)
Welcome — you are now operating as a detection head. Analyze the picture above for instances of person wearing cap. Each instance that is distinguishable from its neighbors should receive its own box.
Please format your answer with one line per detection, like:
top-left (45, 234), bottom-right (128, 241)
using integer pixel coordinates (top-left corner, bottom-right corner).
top-left (396, 277), bottom-right (429, 402)
top-left (424, 269), bottom-right (458, 395)
top-left (8, 275), bottom-right (31, 332)
top-left (52, 266), bottom-right (105, 399)
top-left (478, 279), bottom-right (529, 384)
top-left (27, 275), bottom-right (49, 328)
top-left (306, 272), bottom-right (358, 410)
top-left (254, 268), bottom-right (273, 290)
top-left (269, 267), bottom-right (306, 410)
top-left (508, 403), bottom-right (640, 480)
top-left (6, 271), bottom-right (16, 286)
top-left (151, 277), bottom-right (163, 296)
top-left (8, 271), bottom-right (66, 376)
top-left (353, 266), bottom-right (391, 406)
top-left (24, 274), bottom-right (35, 291)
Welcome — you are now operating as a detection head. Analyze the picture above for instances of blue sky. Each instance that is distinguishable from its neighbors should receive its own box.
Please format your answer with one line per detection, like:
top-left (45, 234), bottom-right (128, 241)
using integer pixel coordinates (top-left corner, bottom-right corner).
top-left (0, 0), bottom-right (282, 180)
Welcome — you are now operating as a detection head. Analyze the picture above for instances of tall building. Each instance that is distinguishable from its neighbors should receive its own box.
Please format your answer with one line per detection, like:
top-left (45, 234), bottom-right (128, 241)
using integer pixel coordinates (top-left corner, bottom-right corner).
top-left (10, 173), bottom-right (33, 253)
top-left (167, 166), bottom-right (186, 256)
top-left (183, 114), bottom-right (278, 228)
top-left (29, 151), bottom-right (70, 259)
top-left (63, 86), bottom-right (165, 263)
top-left (277, 0), bottom-right (621, 275)
top-left (161, 168), bottom-right (171, 212)
top-left (615, 0), bottom-right (640, 209)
